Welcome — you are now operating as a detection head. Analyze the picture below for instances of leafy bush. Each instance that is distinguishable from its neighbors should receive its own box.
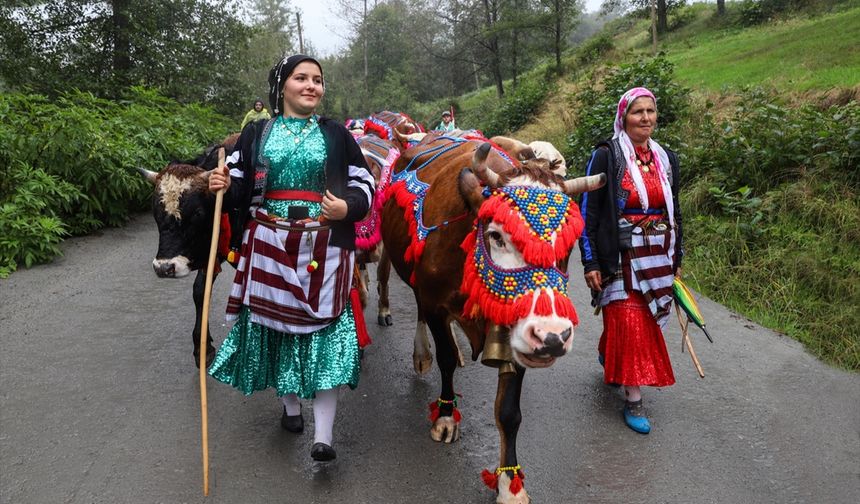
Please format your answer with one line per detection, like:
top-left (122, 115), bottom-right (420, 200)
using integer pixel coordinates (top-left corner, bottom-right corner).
top-left (479, 76), bottom-right (555, 137)
top-left (566, 55), bottom-right (690, 171)
top-left (576, 33), bottom-right (615, 66)
top-left (682, 88), bottom-right (860, 194)
top-left (0, 87), bottom-right (232, 275)
top-left (0, 163), bottom-right (81, 277)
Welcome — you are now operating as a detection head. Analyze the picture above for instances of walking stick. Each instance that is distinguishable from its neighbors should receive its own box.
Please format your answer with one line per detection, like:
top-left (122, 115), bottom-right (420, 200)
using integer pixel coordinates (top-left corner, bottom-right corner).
top-left (675, 302), bottom-right (705, 378)
top-left (199, 147), bottom-right (226, 495)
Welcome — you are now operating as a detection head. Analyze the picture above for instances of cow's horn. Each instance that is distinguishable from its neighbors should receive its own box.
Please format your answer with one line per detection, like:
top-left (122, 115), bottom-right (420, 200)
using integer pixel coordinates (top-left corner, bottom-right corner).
top-left (563, 173), bottom-right (606, 195)
top-left (137, 167), bottom-right (159, 185)
top-left (472, 143), bottom-right (500, 188)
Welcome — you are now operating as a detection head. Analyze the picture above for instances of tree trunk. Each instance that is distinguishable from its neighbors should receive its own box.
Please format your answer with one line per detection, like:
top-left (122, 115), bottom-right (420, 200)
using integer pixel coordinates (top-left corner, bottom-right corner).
top-left (717, 0), bottom-right (726, 16)
top-left (363, 0), bottom-right (368, 110)
top-left (657, 0), bottom-right (668, 34)
top-left (554, 0), bottom-right (562, 74)
top-left (111, 0), bottom-right (131, 93)
top-left (482, 0), bottom-right (504, 98)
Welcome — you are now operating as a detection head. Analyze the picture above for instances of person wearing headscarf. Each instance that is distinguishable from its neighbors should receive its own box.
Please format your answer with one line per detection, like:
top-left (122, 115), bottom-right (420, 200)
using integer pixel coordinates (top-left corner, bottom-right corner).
top-left (240, 98), bottom-right (272, 129)
top-left (208, 55), bottom-right (375, 461)
top-left (578, 87), bottom-right (683, 434)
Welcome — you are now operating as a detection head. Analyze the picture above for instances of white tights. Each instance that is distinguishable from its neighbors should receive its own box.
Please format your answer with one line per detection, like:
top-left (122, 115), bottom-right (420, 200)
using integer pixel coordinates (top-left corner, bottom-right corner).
top-left (280, 388), bottom-right (339, 446)
top-left (624, 385), bottom-right (642, 403)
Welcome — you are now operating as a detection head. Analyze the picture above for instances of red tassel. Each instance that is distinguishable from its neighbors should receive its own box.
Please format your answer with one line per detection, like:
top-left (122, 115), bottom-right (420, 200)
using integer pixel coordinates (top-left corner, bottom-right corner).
top-left (428, 400), bottom-right (440, 422)
top-left (535, 290), bottom-right (553, 316)
top-left (350, 288), bottom-right (372, 348)
top-left (509, 471), bottom-right (524, 494)
top-left (481, 470), bottom-right (498, 490)
top-left (452, 408), bottom-right (462, 423)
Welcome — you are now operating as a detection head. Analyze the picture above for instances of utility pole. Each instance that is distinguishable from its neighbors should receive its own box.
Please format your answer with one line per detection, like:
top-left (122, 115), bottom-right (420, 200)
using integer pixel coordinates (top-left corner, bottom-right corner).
top-left (363, 0), bottom-right (369, 98)
top-left (650, 0), bottom-right (657, 55)
top-left (297, 12), bottom-right (304, 53)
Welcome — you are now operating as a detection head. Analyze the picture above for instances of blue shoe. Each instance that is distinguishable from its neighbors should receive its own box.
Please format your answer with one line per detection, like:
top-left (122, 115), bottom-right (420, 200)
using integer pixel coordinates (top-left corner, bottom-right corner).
top-left (623, 400), bottom-right (651, 434)
top-left (598, 353), bottom-right (605, 367)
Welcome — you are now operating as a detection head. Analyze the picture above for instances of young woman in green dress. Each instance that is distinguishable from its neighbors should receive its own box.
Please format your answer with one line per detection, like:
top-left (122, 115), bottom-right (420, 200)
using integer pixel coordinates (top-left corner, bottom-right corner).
top-left (207, 55), bottom-right (375, 461)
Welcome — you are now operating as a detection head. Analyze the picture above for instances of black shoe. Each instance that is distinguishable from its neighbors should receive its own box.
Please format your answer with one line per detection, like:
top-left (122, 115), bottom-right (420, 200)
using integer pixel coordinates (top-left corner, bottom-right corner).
top-left (280, 406), bottom-right (303, 433)
top-left (311, 442), bottom-right (336, 461)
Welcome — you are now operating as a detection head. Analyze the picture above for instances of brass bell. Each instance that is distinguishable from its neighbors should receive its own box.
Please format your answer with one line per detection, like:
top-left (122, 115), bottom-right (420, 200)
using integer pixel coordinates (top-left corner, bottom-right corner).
top-left (482, 324), bottom-right (513, 368)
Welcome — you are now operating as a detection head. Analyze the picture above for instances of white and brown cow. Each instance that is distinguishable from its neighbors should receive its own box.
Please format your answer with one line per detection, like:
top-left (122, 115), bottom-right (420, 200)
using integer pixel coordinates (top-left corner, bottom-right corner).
top-left (381, 137), bottom-right (604, 503)
top-left (137, 134), bottom-right (238, 367)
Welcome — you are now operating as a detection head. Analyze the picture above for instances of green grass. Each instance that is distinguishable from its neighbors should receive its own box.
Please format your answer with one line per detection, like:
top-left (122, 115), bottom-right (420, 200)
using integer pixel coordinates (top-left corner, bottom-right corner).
top-left (665, 6), bottom-right (860, 91)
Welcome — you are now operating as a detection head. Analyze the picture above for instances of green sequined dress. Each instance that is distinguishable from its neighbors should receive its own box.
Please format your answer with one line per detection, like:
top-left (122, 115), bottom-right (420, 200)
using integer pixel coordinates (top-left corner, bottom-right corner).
top-left (209, 115), bottom-right (360, 398)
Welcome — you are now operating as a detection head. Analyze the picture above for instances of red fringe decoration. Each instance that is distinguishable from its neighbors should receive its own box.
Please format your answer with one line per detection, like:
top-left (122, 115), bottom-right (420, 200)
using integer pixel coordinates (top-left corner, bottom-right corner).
top-left (350, 287), bottom-right (372, 348)
top-left (428, 400), bottom-right (462, 424)
top-left (510, 471), bottom-right (524, 494)
top-left (535, 290), bottom-right (553, 316)
top-left (481, 470), bottom-right (498, 490)
top-left (363, 119), bottom-right (389, 140)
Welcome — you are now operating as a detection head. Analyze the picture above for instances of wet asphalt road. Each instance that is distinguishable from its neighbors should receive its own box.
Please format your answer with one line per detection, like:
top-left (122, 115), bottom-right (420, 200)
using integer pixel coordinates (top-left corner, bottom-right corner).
top-left (1, 213), bottom-right (858, 504)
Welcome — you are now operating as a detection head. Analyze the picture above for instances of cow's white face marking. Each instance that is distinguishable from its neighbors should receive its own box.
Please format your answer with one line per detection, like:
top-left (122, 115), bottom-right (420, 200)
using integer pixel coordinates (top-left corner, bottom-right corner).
top-left (158, 174), bottom-right (195, 219)
top-left (483, 221), bottom-right (523, 269)
top-left (486, 178), bottom-right (575, 368)
top-left (152, 256), bottom-right (191, 278)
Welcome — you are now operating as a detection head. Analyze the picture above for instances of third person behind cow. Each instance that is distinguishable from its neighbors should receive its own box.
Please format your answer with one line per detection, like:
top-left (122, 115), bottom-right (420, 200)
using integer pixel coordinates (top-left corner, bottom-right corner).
top-left (208, 54), bottom-right (375, 461)
top-left (435, 110), bottom-right (456, 132)
top-left (578, 87), bottom-right (683, 434)
top-left (240, 98), bottom-right (271, 129)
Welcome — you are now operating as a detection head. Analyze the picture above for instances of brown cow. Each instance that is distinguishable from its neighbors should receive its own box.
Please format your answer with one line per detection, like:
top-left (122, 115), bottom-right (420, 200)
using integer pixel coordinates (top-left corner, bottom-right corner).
top-left (363, 110), bottom-right (425, 151)
top-left (381, 137), bottom-right (604, 503)
top-left (353, 133), bottom-right (401, 326)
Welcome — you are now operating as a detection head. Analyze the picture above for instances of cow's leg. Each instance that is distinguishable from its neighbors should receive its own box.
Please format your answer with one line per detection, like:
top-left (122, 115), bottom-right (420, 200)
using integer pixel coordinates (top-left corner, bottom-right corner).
top-left (376, 247), bottom-right (393, 326)
top-left (493, 366), bottom-right (529, 504)
top-left (192, 270), bottom-right (217, 369)
top-left (425, 315), bottom-right (460, 443)
top-left (357, 262), bottom-right (369, 309)
top-left (413, 316), bottom-right (433, 375)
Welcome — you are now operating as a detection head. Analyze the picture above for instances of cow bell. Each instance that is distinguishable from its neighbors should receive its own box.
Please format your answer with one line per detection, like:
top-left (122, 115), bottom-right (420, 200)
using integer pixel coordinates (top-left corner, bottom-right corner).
top-left (481, 324), bottom-right (514, 369)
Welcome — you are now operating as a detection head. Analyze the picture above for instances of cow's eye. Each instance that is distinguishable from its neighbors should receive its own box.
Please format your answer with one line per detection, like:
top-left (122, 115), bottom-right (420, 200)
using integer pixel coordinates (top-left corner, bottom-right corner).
top-left (487, 230), bottom-right (505, 248)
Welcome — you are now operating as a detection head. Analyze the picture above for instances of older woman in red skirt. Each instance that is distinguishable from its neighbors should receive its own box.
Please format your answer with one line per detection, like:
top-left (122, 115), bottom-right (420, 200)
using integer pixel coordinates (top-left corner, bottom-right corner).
top-left (579, 87), bottom-right (684, 434)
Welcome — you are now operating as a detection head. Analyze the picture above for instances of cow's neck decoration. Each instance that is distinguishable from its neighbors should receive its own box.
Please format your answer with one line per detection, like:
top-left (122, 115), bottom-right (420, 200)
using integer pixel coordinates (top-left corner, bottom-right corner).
top-left (460, 218), bottom-right (578, 327)
top-left (478, 186), bottom-right (582, 268)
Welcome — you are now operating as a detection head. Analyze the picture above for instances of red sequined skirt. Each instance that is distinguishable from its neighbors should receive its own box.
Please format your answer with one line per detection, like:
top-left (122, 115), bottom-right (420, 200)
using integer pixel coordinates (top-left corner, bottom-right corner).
top-left (599, 291), bottom-right (675, 387)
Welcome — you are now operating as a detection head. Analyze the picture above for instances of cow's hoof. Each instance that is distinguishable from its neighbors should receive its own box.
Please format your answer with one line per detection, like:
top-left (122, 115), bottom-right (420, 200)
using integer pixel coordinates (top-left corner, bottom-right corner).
top-left (195, 346), bottom-right (216, 369)
top-left (413, 355), bottom-right (433, 375)
top-left (430, 416), bottom-right (460, 443)
top-left (496, 472), bottom-right (530, 504)
top-left (377, 314), bottom-right (393, 326)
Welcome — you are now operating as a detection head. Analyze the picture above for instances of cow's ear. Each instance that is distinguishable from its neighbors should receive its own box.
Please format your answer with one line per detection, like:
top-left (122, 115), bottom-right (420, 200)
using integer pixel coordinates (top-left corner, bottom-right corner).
top-left (458, 168), bottom-right (485, 213)
top-left (136, 167), bottom-right (159, 185)
top-left (519, 146), bottom-right (536, 161)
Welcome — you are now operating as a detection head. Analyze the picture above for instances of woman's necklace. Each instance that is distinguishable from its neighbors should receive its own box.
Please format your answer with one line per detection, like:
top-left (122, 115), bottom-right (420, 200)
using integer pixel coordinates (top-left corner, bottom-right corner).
top-left (634, 146), bottom-right (653, 173)
top-left (280, 115), bottom-right (317, 145)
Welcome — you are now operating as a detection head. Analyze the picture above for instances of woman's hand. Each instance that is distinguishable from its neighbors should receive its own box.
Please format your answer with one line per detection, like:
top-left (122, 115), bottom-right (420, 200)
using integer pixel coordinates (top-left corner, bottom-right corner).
top-left (322, 190), bottom-right (348, 221)
top-left (675, 266), bottom-right (683, 279)
top-left (209, 166), bottom-right (231, 192)
top-left (584, 270), bottom-right (603, 292)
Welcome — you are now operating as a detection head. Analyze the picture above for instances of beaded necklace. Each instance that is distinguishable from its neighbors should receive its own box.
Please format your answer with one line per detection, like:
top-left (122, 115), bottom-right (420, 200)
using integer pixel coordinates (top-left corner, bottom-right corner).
top-left (278, 114), bottom-right (317, 145)
top-left (634, 145), bottom-right (654, 173)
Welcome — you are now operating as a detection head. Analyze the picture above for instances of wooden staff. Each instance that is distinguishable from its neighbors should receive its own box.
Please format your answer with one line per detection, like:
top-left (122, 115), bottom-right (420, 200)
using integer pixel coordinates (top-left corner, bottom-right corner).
top-left (199, 147), bottom-right (226, 495)
top-left (675, 303), bottom-right (705, 378)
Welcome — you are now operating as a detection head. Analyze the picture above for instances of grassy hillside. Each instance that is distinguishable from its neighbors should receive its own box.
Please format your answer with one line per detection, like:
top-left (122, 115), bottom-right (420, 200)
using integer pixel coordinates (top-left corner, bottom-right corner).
top-left (666, 6), bottom-right (860, 91)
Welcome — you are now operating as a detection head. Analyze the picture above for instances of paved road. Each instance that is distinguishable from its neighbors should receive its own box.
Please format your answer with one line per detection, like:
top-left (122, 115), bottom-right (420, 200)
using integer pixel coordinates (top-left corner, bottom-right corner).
top-left (1, 213), bottom-right (858, 504)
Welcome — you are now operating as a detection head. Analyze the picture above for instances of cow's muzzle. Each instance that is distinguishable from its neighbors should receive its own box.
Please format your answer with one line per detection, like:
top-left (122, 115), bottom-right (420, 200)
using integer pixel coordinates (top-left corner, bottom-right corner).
top-left (532, 328), bottom-right (572, 358)
top-left (152, 257), bottom-right (191, 278)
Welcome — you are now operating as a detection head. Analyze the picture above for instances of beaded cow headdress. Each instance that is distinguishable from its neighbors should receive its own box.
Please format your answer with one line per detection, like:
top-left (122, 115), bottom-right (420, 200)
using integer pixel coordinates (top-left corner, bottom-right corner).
top-left (460, 186), bottom-right (584, 326)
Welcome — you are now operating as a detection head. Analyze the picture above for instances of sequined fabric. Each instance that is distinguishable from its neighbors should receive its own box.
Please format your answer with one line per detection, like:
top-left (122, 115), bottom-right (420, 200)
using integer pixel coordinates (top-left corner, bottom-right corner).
top-left (599, 292), bottom-right (675, 387)
top-left (210, 115), bottom-right (361, 398)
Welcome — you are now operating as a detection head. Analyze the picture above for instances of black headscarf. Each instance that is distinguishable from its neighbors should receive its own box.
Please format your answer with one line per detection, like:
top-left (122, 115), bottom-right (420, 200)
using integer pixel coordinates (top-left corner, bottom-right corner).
top-left (268, 54), bottom-right (324, 116)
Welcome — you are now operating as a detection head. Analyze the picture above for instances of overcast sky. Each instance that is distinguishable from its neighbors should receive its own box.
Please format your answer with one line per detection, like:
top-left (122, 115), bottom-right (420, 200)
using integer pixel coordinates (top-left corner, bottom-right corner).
top-left (299, 0), bottom-right (604, 57)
